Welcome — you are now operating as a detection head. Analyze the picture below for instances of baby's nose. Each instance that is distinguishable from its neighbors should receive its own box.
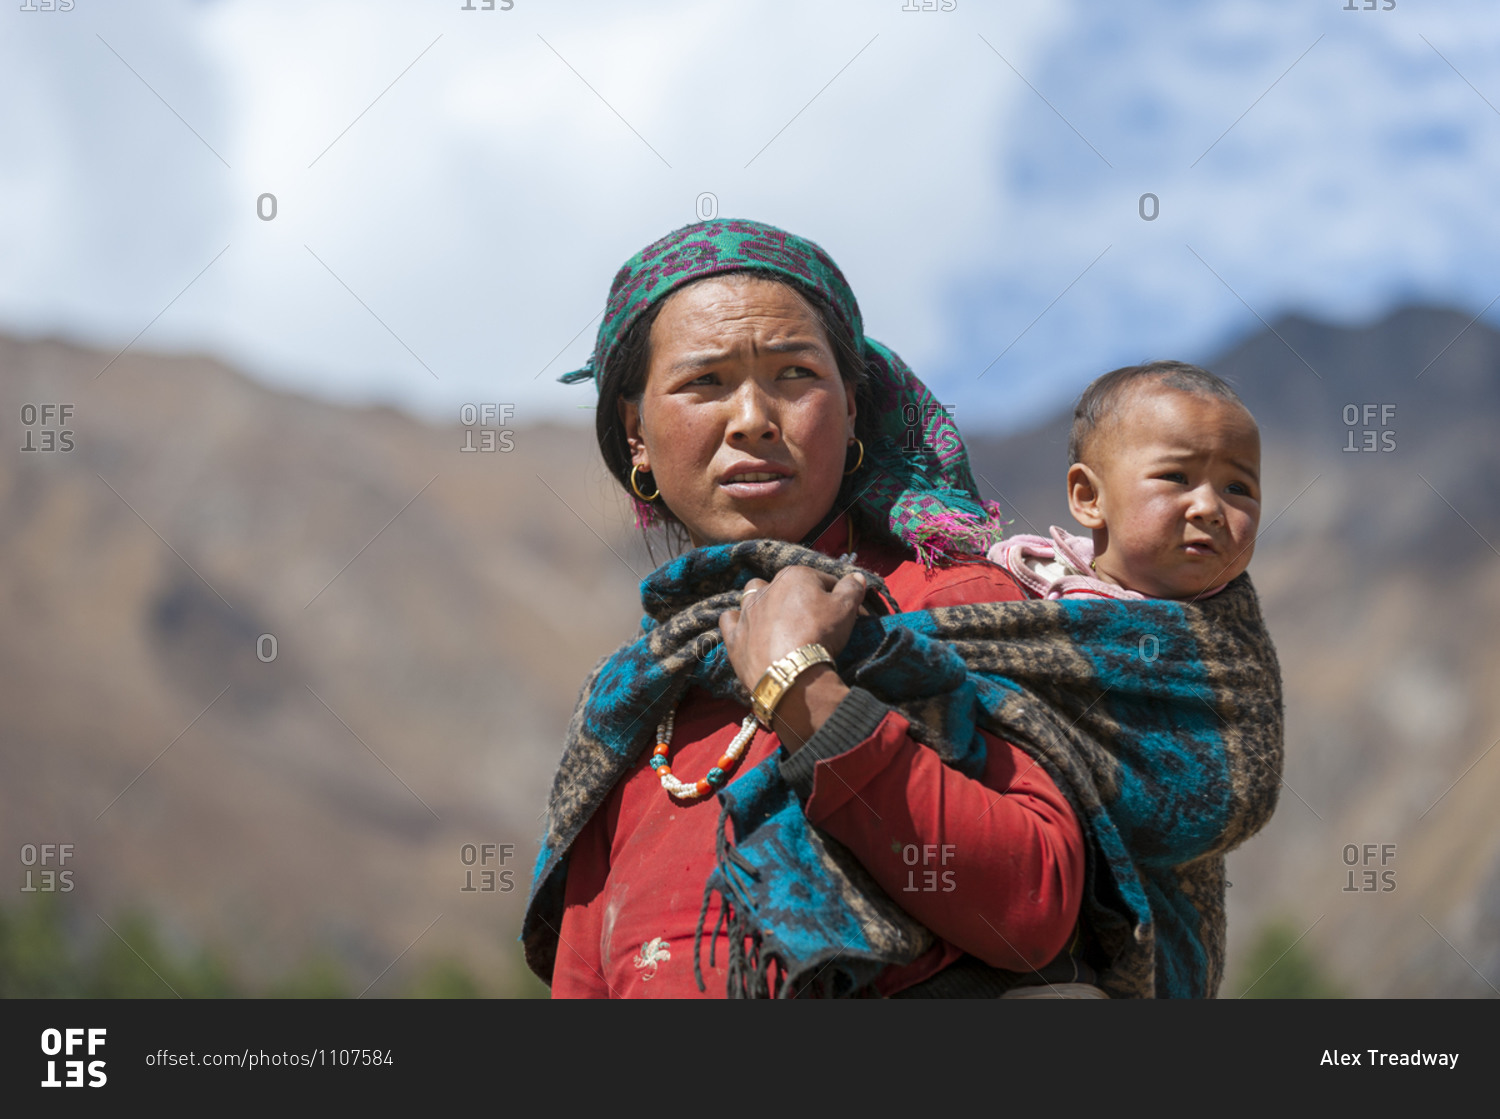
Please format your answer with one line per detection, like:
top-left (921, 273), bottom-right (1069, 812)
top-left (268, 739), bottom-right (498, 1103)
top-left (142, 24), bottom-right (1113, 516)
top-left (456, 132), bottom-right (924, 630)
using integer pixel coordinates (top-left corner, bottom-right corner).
top-left (1189, 492), bottom-right (1225, 524)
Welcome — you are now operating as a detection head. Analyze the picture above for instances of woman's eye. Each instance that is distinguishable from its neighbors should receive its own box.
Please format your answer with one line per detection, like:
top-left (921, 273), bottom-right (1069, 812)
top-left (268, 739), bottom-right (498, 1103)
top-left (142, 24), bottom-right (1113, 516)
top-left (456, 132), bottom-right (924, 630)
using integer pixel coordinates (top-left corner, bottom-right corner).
top-left (780, 365), bottom-right (815, 379)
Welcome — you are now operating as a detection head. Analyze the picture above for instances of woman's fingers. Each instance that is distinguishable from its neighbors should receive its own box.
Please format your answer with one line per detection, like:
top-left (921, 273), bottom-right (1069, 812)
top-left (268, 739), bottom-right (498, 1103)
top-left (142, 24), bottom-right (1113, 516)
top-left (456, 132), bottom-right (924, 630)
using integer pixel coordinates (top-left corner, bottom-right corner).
top-left (837, 571), bottom-right (869, 609)
top-left (743, 568), bottom-right (866, 616)
top-left (718, 567), bottom-right (873, 689)
top-left (763, 565), bottom-right (837, 592)
top-left (718, 605), bottom-right (742, 648)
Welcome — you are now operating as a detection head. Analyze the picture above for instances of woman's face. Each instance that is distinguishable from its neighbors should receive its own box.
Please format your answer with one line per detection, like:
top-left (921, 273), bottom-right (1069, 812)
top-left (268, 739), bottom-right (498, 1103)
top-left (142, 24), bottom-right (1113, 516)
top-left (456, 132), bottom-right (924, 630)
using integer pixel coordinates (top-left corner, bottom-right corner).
top-left (619, 274), bottom-right (857, 548)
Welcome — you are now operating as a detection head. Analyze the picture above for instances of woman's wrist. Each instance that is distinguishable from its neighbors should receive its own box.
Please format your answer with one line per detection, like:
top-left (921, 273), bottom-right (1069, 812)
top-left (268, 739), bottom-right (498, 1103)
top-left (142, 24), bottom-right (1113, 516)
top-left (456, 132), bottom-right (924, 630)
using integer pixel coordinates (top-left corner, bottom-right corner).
top-left (770, 664), bottom-right (850, 755)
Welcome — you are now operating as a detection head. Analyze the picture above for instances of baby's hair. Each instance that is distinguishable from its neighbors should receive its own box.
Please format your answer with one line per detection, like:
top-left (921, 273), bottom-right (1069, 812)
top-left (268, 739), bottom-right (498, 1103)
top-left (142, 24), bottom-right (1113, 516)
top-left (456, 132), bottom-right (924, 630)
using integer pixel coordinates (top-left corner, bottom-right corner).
top-left (1068, 360), bottom-right (1247, 466)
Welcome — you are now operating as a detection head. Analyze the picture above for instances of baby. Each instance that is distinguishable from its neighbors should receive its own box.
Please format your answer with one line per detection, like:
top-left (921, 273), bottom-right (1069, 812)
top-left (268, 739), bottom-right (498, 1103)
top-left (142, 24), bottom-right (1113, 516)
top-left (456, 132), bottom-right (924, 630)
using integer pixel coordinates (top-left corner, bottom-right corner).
top-left (989, 361), bottom-right (1261, 601)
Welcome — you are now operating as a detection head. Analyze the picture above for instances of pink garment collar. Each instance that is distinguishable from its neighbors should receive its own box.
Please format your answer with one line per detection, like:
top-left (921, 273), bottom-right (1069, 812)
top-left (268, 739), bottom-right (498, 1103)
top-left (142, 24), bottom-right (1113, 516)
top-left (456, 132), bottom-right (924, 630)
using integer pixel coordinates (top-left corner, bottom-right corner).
top-left (988, 526), bottom-right (1229, 601)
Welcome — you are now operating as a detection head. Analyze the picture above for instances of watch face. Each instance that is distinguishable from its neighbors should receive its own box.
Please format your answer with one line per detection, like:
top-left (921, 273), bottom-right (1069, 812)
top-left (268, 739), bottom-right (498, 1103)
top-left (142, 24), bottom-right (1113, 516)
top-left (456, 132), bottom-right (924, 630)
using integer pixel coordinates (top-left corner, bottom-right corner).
top-left (753, 646), bottom-right (833, 729)
top-left (752, 677), bottom-right (780, 708)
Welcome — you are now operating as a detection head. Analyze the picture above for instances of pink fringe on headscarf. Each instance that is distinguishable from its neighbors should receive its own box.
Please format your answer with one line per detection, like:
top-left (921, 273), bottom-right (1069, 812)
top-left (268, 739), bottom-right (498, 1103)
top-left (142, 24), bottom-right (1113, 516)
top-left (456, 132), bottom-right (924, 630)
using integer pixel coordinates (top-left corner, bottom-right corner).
top-left (900, 499), bottom-right (1013, 570)
top-left (631, 495), bottom-right (665, 530)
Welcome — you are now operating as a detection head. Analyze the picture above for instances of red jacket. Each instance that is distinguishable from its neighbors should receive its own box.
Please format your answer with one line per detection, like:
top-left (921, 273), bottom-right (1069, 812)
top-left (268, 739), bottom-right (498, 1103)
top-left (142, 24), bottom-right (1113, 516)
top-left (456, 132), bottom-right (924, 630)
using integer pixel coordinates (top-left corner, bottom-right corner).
top-left (551, 514), bottom-right (1085, 997)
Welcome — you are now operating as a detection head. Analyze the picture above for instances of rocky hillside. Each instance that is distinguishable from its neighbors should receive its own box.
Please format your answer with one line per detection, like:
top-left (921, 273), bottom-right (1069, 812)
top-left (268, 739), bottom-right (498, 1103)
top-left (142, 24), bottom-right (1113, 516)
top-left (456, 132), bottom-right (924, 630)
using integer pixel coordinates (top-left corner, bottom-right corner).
top-left (0, 335), bottom-right (649, 993)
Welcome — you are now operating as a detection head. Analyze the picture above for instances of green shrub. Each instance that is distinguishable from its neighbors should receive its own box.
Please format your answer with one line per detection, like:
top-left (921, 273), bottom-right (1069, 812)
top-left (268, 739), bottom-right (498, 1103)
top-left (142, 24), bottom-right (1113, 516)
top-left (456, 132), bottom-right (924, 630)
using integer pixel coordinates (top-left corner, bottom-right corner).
top-left (1235, 918), bottom-right (1348, 998)
top-left (0, 897), bottom-right (534, 999)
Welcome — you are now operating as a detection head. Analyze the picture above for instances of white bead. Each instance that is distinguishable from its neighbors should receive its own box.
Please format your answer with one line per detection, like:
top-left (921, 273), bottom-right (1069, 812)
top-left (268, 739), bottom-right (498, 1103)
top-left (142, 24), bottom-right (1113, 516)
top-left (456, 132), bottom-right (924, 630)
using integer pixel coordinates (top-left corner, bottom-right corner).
top-left (654, 708), bottom-right (759, 800)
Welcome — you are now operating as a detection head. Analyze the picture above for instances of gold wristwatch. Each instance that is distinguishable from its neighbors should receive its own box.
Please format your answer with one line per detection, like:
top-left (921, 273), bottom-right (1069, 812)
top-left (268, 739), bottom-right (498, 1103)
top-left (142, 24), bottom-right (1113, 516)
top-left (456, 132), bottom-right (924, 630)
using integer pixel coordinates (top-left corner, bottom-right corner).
top-left (751, 643), bottom-right (836, 731)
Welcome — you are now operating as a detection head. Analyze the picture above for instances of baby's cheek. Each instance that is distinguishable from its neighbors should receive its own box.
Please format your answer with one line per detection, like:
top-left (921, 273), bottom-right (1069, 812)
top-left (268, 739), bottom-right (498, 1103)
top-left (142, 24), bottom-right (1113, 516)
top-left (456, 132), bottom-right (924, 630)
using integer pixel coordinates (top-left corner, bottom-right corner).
top-left (1130, 502), bottom-right (1180, 548)
top-left (1233, 512), bottom-right (1260, 550)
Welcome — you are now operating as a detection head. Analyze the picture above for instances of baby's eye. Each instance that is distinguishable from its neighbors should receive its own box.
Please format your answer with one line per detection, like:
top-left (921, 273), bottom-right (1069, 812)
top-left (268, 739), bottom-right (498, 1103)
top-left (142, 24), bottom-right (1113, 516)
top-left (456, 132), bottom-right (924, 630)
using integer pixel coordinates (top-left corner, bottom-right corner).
top-left (1160, 471), bottom-right (1187, 483)
top-left (1227, 482), bottom-right (1251, 496)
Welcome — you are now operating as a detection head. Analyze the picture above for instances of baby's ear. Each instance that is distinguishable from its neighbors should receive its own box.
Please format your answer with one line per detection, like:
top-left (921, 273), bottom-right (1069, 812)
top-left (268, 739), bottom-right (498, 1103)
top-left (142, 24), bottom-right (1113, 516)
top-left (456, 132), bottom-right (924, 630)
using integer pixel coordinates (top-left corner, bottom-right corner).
top-left (1067, 463), bottom-right (1106, 529)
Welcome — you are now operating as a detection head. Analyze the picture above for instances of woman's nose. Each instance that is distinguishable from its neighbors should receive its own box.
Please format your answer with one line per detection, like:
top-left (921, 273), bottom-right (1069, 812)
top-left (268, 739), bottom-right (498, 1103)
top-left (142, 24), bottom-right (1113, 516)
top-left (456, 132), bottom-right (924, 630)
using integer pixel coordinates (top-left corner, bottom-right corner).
top-left (727, 381), bottom-right (779, 442)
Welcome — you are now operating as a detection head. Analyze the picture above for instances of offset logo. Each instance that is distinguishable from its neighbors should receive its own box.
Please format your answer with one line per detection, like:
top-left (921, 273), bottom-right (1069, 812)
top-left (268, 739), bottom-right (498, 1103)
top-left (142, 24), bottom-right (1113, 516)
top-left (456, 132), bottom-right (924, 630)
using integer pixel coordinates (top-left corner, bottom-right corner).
top-left (458, 404), bottom-right (516, 453)
top-left (40, 1028), bottom-right (107, 1088)
top-left (20, 843), bottom-right (75, 893)
top-left (458, 843), bottom-right (516, 893)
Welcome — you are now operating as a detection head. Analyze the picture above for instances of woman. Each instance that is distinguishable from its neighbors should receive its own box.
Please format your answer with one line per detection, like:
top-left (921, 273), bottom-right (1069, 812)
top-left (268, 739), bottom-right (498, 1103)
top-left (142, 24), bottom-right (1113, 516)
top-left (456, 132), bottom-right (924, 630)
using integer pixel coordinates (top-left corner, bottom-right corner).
top-left (523, 220), bottom-right (1283, 998)
top-left (524, 219), bottom-right (1087, 998)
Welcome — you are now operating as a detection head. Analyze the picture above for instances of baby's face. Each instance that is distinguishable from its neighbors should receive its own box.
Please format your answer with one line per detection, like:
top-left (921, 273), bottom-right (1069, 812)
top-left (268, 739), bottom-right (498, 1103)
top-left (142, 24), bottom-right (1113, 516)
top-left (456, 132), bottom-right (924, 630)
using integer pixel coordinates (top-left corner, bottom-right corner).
top-left (1078, 386), bottom-right (1261, 599)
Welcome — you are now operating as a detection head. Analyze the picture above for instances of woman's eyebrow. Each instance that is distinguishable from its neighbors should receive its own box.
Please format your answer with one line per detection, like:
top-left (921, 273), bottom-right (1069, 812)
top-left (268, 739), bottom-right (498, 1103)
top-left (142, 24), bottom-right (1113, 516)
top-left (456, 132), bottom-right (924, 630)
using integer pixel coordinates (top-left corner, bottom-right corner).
top-left (669, 351), bottom-right (730, 372)
top-left (669, 339), bottom-right (826, 372)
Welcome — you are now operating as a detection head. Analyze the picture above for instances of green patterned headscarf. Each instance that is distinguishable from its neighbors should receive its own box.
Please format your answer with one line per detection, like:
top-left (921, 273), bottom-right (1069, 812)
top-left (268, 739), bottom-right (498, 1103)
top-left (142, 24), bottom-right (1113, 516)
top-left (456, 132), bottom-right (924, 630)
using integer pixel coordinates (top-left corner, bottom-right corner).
top-left (560, 219), bottom-right (1005, 566)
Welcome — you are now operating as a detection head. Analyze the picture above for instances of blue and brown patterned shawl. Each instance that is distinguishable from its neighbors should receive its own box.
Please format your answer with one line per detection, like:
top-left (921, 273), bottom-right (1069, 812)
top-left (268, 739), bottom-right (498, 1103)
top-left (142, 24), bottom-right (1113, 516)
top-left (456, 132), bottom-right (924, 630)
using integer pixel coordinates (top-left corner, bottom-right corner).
top-left (522, 539), bottom-right (1284, 998)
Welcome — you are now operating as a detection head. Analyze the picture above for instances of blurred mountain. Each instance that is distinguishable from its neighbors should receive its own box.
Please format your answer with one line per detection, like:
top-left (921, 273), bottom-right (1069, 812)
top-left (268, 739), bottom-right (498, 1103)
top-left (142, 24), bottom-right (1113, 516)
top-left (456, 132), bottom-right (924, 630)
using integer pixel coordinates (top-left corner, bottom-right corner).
top-left (0, 335), bottom-right (650, 993)
top-left (2, 303), bottom-right (1497, 996)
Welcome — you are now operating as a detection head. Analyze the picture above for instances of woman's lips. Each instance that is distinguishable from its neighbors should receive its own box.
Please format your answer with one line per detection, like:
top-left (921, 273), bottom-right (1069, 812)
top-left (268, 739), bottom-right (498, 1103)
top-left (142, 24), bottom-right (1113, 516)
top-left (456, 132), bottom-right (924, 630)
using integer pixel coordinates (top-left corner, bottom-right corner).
top-left (719, 473), bottom-right (794, 499)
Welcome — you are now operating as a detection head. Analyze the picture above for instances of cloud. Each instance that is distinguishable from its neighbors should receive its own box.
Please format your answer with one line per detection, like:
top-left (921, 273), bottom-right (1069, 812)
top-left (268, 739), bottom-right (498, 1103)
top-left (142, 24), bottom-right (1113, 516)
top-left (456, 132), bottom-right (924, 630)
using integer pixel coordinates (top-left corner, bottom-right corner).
top-left (937, 0), bottom-right (1500, 426)
top-left (1, 0), bottom-right (1497, 434)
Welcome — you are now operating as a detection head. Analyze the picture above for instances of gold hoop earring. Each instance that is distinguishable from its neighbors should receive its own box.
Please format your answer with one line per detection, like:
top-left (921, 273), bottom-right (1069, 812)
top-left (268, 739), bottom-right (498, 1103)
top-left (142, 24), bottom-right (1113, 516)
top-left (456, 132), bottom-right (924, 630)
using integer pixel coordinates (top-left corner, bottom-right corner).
top-left (630, 464), bottom-right (659, 501)
top-left (843, 437), bottom-right (864, 476)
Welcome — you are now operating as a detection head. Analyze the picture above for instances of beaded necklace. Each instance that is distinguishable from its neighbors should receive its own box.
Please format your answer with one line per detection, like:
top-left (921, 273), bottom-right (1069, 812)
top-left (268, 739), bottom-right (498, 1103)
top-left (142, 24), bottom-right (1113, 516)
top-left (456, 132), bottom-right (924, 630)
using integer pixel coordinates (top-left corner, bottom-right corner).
top-left (649, 517), bottom-right (858, 802)
top-left (650, 708), bottom-right (758, 801)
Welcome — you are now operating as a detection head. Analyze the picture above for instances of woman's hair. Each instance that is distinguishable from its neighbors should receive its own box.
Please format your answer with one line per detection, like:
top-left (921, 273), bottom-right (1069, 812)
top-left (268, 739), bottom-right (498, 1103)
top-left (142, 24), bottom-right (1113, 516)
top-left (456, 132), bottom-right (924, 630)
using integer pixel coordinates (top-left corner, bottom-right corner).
top-left (1068, 360), bottom-right (1248, 468)
top-left (595, 271), bottom-right (884, 560)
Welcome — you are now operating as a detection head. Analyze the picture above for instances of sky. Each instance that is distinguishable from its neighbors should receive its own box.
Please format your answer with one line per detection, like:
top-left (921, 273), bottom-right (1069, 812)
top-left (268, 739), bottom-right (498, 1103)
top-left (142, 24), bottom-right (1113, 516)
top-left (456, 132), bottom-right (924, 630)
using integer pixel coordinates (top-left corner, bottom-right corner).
top-left (2, 0), bottom-right (1498, 434)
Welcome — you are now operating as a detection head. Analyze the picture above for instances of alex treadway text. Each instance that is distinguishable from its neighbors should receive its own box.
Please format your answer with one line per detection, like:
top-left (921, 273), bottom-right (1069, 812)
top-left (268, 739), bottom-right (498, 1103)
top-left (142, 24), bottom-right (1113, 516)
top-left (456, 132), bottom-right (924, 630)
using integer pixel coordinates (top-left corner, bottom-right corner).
top-left (1320, 1049), bottom-right (1459, 1069)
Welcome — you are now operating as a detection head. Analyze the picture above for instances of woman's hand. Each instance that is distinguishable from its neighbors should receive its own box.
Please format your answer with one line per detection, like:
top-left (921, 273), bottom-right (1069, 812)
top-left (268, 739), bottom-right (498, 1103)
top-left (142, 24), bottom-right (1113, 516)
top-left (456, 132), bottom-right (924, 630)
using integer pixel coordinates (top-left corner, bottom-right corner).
top-left (718, 566), bottom-right (868, 754)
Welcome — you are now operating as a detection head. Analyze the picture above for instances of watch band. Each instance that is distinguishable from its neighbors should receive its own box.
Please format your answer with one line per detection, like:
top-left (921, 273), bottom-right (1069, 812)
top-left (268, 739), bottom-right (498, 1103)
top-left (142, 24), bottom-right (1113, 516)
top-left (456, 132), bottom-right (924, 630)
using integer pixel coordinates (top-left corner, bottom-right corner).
top-left (751, 643), bottom-right (835, 730)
